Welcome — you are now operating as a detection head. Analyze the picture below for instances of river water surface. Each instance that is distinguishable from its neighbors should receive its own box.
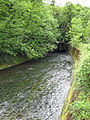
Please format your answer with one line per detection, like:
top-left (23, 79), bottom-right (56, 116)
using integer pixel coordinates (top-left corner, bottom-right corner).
top-left (0, 53), bottom-right (73, 120)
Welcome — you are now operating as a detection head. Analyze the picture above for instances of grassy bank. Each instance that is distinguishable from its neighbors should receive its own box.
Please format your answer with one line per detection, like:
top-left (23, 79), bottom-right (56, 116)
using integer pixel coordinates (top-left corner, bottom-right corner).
top-left (60, 44), bottom-right (90, 120)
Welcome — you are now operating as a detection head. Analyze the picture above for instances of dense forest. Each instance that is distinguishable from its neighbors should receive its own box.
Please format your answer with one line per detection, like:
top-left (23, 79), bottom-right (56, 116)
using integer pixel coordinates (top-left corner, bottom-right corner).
top-left (0, 0), bottom-right (90, 120)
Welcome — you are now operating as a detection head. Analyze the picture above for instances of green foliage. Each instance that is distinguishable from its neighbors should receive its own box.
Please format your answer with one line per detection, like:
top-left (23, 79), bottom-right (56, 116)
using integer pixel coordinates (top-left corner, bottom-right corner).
top-left (67, 7), bottom-right (90, 46)
top-left (0, 1), bottom-right (89, 61)
top-left (75, 52), bottom-right (90, 91)
top-left (85, 20), bottom-right (90, 40)
top-left (70, 44), bottom-right (90, 120)
top-left (0, 0), bottom-right (59, 61)
top-left (68, 18), bottom-right (85, 46)
top-left (52, 2), bottom-right (76, 42)
top-left (70, 100), bottom-right (90, 120)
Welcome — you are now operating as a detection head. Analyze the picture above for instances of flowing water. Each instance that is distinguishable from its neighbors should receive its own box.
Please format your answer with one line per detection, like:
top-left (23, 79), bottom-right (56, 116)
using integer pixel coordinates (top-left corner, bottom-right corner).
top-left (0, 52), bottom-right (73, 120)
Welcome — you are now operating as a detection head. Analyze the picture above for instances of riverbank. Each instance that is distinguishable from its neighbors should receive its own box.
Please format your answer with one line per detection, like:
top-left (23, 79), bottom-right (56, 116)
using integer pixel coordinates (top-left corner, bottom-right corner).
top-left (0, 52), bottom-right (73, 120)
top-left (60, 44), bottom-right (90, 120)
top-left (0, 55), bottom-right (29, 71)
top-left (0, 52), bottom-right (51, 71)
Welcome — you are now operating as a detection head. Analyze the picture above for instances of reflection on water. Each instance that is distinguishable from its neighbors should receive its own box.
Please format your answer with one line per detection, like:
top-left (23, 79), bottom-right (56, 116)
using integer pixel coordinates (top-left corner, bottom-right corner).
top-left (0, 53), bottom-right (73, 120)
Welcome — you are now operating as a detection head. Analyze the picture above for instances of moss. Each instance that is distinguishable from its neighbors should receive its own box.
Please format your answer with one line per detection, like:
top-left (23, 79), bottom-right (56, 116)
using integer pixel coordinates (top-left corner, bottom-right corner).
top-left (0, 55), bottom-right (29, 70)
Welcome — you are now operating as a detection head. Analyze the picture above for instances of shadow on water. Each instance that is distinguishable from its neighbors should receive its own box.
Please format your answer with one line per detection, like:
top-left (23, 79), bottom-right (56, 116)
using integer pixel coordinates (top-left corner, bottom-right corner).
top-left (0, 52), bottom-right (73, 120)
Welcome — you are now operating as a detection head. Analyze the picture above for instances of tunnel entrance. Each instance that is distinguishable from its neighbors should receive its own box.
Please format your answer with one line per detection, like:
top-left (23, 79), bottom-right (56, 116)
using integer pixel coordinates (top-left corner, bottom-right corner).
top-left (56, 41), bottom-right (68, 52)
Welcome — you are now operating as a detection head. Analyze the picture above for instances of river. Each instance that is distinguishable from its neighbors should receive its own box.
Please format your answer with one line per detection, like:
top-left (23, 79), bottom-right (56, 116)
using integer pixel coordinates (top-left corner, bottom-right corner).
top-left (0, 52), bottom-right (73, 120)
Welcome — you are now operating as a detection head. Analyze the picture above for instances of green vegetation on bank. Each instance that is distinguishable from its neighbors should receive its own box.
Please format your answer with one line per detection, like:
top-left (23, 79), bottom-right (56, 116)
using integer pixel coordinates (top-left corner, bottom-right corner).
top-left (0, 0), bottom-right (90, 119)
top-left (59, 3), bottom-right (90, 119)
top-left (60, 44), bottom-right (90, 120)
top-left (70, 44), bottom-right (90, 120)
top-left (60, 5), bottom-right (90, 119)
top-left (66, 5), bottom-right (90, 120)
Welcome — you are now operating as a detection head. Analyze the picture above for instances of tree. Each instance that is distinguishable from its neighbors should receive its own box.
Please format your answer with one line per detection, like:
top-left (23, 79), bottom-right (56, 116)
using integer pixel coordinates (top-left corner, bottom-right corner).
top-left (67, 7), bottom-right (90, 46)
top-left (0, 0), bottom-right (59, 61)
top-left (50, 0), bottom-right (55, 6)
